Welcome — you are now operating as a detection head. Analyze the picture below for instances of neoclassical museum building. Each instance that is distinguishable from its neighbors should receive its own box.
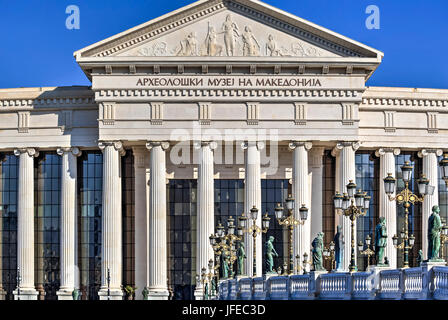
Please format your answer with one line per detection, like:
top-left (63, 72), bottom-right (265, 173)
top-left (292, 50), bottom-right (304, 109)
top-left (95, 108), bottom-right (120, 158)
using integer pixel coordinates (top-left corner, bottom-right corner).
top-left (1, 0), bottom-right (448, 300)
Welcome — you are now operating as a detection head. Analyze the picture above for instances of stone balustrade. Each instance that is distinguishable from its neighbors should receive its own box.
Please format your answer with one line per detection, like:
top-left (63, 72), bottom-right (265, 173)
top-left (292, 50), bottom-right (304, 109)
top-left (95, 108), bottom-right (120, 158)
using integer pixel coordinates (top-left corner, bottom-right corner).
top-left (217, 265), bottom-right (448, 300)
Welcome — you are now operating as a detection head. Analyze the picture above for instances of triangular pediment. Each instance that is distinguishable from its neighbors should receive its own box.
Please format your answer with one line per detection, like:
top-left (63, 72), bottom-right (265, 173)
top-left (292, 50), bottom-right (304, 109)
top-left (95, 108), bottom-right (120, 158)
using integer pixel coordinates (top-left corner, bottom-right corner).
top-left (74, 0), bottom-right (383, 60)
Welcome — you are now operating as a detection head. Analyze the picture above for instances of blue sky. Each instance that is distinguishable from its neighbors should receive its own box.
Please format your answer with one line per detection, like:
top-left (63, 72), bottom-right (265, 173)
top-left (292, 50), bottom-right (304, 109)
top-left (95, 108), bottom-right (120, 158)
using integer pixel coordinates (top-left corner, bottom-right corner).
top-left (0, 0), bottom-right (447, 89)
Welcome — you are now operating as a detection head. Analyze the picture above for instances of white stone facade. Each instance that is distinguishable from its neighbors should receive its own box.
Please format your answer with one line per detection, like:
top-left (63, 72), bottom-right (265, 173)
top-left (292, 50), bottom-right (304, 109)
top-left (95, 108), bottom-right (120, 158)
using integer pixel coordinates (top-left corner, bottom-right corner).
top-left (0, 0), bottom-right (447, 300)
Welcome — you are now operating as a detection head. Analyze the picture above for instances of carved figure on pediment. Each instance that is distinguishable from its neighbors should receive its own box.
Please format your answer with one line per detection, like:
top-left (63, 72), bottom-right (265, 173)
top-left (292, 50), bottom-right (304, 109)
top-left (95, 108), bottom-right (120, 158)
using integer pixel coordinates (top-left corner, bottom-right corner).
top-left (202, 23), bottom-right (223, 56)
top-left (221, 14), bottom-right (240, 56)
top-left (176, 32), bottom-right (198, 56)
top-left (241, 26), bottom-right (260, 56)
top-left (266, 34), bottom-right (283, 57)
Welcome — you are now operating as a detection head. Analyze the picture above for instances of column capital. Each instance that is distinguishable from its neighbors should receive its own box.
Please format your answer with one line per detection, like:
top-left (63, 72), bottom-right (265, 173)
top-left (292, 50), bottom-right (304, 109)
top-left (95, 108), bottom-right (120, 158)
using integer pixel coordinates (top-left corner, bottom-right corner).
top-left (418, 149), bottom-right (443, 158)
top-left (375, 148), bottom-right (401, 157)
top-left (98, 141), bottom-right (126, 156)
top-left (193, 141), bottom-right (218, 150)
top-left (331, 141), bottom-right (359, 157)
top-left (146, 141), bottom-right (170, 151)
top-left (241, 140), bottom-right (264, 151)
top-left (309, 147), bottom-right (325, 167)
top-left (56, 147), bottom-right (82, 157)
top-left (13, 148), bottom-right (39, 158)
top-left (288, 141), bottom-right (312, 151)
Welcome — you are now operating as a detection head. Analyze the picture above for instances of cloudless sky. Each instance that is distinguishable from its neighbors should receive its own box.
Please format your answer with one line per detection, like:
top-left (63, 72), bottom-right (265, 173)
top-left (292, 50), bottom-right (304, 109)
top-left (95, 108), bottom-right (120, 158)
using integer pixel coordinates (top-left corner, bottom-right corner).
top-left (0, 0), bottom-right (447, 89)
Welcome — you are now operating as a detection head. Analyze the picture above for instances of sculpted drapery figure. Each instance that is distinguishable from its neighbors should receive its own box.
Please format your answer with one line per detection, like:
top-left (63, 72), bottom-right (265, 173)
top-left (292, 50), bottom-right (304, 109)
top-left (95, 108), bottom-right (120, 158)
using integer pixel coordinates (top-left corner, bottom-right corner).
top-left (334, 225), bottom-right (344, 270)
top-left (375, 217), bottom-right (388, 265)
top-left (312, 232), bottom-right (325, 271)
top-left (428, 205), bottom-right (443, 261)
top-left (236, 242), bottom-right (246, 276)
top-left (176, 32), bottom-right (198, 56)
top-left (242, 26), bottom-right (260, 56)
top-left (221, 14), bottom-right (239, 56)
top-left (203, 24), bottom-right (223, 56)
top-left (266, 34), bottom-right (282, 56)
top-left (265, 236), bottom-right (278, 273)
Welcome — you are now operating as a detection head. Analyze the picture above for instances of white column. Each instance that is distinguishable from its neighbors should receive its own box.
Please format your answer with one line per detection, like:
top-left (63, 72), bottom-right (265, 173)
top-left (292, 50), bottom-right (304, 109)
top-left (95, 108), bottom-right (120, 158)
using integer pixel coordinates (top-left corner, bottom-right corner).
top-left (98, 141), bottom-right (125, 300)
top-left (309, 147), bottom-right (325, 247)
top-left (418, 149), bottom-right (442, 259)
top-left (194, 141), bottom-right (216, 300)
top-left (13, 148), bottom-right (39, 300)
top-left (146, 141), bottom-right (170, 300)
top-left (56, 147), bottom-right (82, 300)
top-left (132, 147), bottom-right (149, 300)
top-left (375, 148), bottom-right (400, 269)
top-left (242, 141), bottom-right (263, 277)
top-left (289, 141), bottom-right (312, 273)
top-left (332, 142), bottom-right (358, 271)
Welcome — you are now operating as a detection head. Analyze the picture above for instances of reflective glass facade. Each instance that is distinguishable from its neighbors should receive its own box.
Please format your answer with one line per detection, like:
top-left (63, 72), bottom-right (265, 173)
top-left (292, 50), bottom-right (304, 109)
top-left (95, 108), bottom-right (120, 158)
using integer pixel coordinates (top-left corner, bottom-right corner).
top-left (34, 153), bottom-right (61, 300)
top-left (322, 150), bottom-right (335, 270)
top-left (78, 152), bottom-right (102, 300)
top-left (355, 152), bottom-right (379, 271)
top-left (0, 154), bottom-right (18, 300)
top-left (122, 152), bottom-right (135, 288)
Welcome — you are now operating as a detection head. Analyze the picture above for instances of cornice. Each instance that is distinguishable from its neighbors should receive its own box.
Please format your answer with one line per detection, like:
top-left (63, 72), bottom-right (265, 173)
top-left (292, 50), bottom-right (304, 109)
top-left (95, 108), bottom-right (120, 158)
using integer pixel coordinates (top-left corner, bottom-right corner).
top-left (0, 96), bottom-right (96, 109)
top-left (361, 97), bottom-right (448, 108)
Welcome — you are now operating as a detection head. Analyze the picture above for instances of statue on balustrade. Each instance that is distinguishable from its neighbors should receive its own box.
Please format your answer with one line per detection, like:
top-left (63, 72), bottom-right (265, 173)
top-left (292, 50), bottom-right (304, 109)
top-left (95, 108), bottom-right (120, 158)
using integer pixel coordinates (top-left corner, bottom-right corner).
top-left (312, 232), bottom-right (326, 271)
top-left (221, 249), bottom-right (230, 279)
top-left (428, 205), bottom-right (443, 261)
top-left (72, 288), bottom-right (80, 300)
top-left (142, 287), bottom-right (149, 300)
top-left (236, 242), bottom-right (246, 276)
top-left (265, 236), bottom-right (278, 274)
top-left (334, 225), bottom-right (344, 271)
top-left (375, 217), bottom-right (388, 265)
top-left (417, 249), bottom-right (424, 266)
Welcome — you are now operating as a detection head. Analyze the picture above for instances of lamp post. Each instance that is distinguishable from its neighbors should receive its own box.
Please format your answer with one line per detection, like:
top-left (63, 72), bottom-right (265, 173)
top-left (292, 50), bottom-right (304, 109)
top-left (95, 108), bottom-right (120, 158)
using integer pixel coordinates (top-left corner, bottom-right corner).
top-left (16, 267), bottom-right (21, 301)
top-left (439, 153), bottom-right (448, 189)
top-left (238, 206), bottom-right (270, 277)
top-left (383, 161), bottom-right (434, 268)
top-left (333, 180), bottom-right (371, 272)
top-left (440, 218), bottom-right (448, 261)
top-left (197, 260), bottom-right (215, 300)
top-left (323, 241), bottom-right (336, 271)
top-left (274, 195), bottom-right (309, 275)
top-left (358, 235), bottom-right (375, 269)
top-left (302, 252), bottom-right (312, 274)
top-left (209, 216), bottom-right (242, 279)
top-left (107, 267), bottom-right (110, 301)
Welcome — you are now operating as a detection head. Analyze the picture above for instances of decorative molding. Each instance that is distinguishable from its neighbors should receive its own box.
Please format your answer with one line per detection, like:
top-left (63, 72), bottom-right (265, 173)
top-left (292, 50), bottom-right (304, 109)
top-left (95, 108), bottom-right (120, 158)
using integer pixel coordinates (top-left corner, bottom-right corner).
top-left (105, 65), bottom-right (112, 74)
top-left (153, 65), bottom-right (160, 74)
top-left (362, 97), bottom-right (448, 108)
top-left (129, 65), bottom-right (137, 74)
top-left (322, 65), bottom-right (329, 74)
top-left (226, 65), bottom-right (232, 74)
top-left (178, 65), bottom-right (185, 74)
top-left (274, 65), bottom-right (281, 74)
top-left (202, 65), bottom-right (208, 74)
top-left (298, 65), bottom-right (305, 74)
top-left (346, 65), bottom-right (353, 74)
top-left (246, 102), bottom-right (259, 125)
top-left (375, 148), bottom-right (401, 158)
top-left (17, 111), bottom-right (30, 133)
top-left (250, 65), bottom-right (257, 74)
top-left (96, 88), bottom-right (362, 100)
top-left (102, 102), bottom-right (116, 125)
top-left (383, 110), bottom-right (396, 132)
top-left (60, 110), bottom-right (73, 132)
top-left (294, 102), bottom-right (306, 125)
top-left (0, 96), bottom-right (95, 108)
top-left (427, 112), bottom-right (438, 133)
top-left (341, 103), bottom-right (354, 125)
top-left (150, 102), bottom-right (164, 125)
top-left (198, 102), bottom-right (212, 125)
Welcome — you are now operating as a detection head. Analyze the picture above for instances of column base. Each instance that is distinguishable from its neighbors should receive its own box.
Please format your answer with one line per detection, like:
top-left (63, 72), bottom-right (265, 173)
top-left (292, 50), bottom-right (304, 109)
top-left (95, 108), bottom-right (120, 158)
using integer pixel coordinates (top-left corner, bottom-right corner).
top-left (13, 288), bottom-right (39, 300)
top-left (147, 289), bottom-right (169, 300)
top-left (98, 288), bottom-right (124, 300)
top-left (57, 289), bottom-right (75, 300)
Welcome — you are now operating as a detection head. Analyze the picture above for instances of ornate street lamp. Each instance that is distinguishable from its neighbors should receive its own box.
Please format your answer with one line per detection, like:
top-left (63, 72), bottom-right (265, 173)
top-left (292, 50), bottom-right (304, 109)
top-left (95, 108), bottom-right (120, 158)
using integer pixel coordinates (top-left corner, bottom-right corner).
top-left (439, 153), bottom-right (448, 189)
top-left (323, 241), bottom-right (336, 271)
top-left (383, 161), bottom-right (434, 268)
top-left (274, 195), bottom-right (308, 275)
top-left (238, 206), bottom-right (270, 277)
top-left (333, 180), bottom-right (371, 272)
top-left (358, 235), bottom-right (375, 269)
top-left (209, 216), bottom-right (242, 280)
top-left (440, 218), bottom-right (448, 261)
top-left (196, 259), bottom-right (215, 300)
top-left (16, 267), bottom-right (21, 301)
top-left (107, 267), bottom-right (111, 300)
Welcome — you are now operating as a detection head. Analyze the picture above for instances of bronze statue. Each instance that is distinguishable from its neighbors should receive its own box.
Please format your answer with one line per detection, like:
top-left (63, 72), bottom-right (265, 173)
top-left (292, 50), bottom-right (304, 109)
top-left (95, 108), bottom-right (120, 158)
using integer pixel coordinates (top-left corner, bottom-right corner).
top-left (428, 205), bottom-right (443, 261)
top-left (334, 225), bottom-right (344, 270)
top-left (375, 217), bottom-right (388, 265)
top-left (312, 232), bottom-right (326, 271)
top-left (417, 249), bottom-right (424, 266)
top-left (265, 236), bottom-right (278, 273)
top-left (236, 242), bottom-right (246, 276)
top-left (142, 287), bottom-right (149, 300)
top-left (221, 249), bottom-right (230, 279)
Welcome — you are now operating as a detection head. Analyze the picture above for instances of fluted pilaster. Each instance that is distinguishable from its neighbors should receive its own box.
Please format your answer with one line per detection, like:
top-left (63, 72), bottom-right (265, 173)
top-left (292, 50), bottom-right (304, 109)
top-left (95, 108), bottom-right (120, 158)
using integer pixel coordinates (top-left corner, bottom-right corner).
top-left (194, 141), bottom-right (216, 299)
top-left (418, 149), bottom-right (442, 259)
top-left (289, 141), bottom-right (312, 273)
top-left (242, 141), bottom-right (263, 277)
top-left (14, 148), bottom-right (39, 300)
top-left (98, 141), bottom-right (125, 300)
top-left (56, 147), bottom-right (82, 300)
top-left (375, 148), bottom-right (400, 268)
top-left (146, 141), bottom-right (170, 300)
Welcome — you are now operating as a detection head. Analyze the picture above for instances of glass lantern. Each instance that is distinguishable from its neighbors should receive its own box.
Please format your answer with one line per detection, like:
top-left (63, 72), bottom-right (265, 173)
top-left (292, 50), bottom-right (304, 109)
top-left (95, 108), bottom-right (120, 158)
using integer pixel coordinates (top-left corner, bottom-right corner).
top-left (237, 226), bottom-right (243, 237)
top-left (285, 194), bottom-right (295, 211)
top-left (358, 241), bottom-right (364, 252)
top-left (333, 192), bottom-right (343, 209)
top-left (239, 214), bottom-right (247, 229)
top-left (401, 161), bottom-right (413, 183)
top-left (227, 216), bottom-right (235, 235)
top-left (400, 228), bottom-right (405, 239)
top-left (365, 234), bottom-right (371, 247)
top-left (250, 206), bottom-right (259, 221)
top-left (439, 153), bottom-right (448, 181)
top-left (342, 193), bottom-right (350, 210)
top-left (299, 204), bottom-right (308, 221)
top-left (383, 173), bottom-right (396, 195)
top-left (329, 241), bottom-right (335, 251)
top-left (417, 175), bottom-right (429, 195)
top-left (209, 234), bottom-right (216, 246)
top-left (346, 180), bottom-right (357, 197)
top-left (354, 189), bottom-right (365, 208)
top-left (392, 234), bottom-right (398, 246)
top-left (409, 234), bottom-right (415, 247)
top-left (262, 213), bottom-right (270, 230)
top-left (217, 223), bottom-right (225, 237)
top-left (363, 194), bottom-right (371, 210)
top-left (275, 203), bottom-right (284, 220)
